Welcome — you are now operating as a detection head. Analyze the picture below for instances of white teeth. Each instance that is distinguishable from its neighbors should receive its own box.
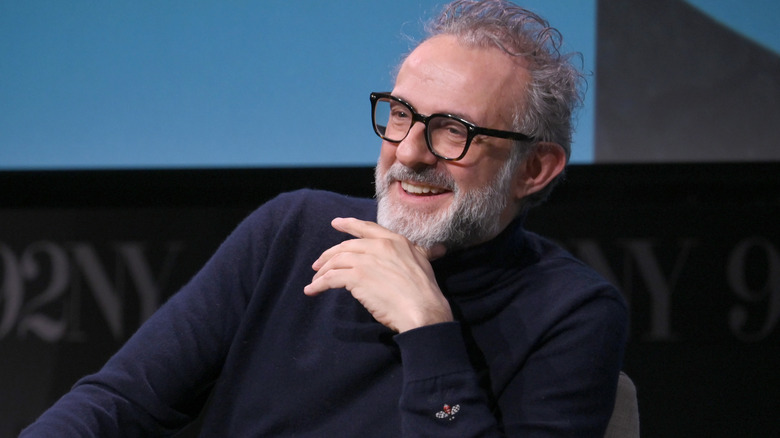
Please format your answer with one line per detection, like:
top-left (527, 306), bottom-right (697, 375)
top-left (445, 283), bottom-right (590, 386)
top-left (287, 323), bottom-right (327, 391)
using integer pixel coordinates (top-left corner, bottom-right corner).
top-left (401, 181), bottom-right (445, 195)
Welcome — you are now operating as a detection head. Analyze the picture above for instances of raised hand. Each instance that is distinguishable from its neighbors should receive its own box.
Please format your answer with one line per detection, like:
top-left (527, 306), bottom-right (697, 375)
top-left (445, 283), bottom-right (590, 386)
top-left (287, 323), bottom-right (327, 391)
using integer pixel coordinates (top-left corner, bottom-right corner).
top-left (304, 217), bottom-right (452, 333)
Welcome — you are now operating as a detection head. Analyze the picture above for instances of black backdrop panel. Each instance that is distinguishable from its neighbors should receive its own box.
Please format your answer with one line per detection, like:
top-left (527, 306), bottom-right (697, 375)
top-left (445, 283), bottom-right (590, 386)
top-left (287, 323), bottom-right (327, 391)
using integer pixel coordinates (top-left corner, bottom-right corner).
top-left (1, 164), bottom-right (778, 437)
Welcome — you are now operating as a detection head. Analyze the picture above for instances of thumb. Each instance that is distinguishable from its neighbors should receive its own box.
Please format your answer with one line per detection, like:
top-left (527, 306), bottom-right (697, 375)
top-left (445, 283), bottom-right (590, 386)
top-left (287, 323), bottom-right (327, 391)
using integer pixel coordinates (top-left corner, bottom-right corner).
top-left (425, 243), bottom-right (447, 261)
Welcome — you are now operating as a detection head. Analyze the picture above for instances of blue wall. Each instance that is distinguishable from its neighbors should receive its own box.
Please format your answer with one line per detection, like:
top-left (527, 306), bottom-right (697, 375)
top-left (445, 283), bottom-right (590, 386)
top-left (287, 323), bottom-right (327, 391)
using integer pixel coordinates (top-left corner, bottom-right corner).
top-left (0, 1), bottom-right (777, 169)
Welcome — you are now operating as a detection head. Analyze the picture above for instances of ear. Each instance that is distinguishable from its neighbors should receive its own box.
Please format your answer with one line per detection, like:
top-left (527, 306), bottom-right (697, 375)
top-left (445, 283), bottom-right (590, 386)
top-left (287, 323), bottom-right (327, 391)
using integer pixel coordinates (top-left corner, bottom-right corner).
top-left (512, 142), bottom-right (567, 200)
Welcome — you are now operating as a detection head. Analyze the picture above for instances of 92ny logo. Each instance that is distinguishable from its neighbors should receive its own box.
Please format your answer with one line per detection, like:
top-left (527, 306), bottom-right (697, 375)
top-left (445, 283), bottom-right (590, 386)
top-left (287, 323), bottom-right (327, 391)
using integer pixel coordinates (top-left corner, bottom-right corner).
top-left (0, 241), bottom-right (183, 342)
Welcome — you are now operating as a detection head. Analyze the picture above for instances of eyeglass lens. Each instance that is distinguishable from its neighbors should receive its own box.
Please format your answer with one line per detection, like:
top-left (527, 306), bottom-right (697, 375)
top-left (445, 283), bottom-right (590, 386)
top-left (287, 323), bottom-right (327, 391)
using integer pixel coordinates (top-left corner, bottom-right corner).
top-left (373, 97), bottom-right (468, 160)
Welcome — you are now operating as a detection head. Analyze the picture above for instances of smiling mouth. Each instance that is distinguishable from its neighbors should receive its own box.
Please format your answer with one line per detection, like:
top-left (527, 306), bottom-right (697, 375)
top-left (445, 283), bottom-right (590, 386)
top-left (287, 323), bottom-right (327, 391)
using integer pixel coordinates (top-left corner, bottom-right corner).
top-left (401, 180), bottom-right (450, 195)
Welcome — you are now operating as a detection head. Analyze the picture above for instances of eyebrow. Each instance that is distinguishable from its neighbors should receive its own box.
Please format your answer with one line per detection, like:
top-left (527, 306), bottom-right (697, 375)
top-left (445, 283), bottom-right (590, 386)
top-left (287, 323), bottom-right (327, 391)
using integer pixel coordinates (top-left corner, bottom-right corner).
top-left (391, 93), bottom-right (482, 126)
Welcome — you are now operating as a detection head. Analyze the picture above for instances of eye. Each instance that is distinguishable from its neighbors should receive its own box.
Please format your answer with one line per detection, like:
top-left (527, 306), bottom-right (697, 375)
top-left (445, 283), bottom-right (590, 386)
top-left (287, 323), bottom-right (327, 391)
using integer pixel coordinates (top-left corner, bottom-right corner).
top-left (389, 102), bottom-right (410, 120)
top-left (439, 119), bottom-right (468, 139)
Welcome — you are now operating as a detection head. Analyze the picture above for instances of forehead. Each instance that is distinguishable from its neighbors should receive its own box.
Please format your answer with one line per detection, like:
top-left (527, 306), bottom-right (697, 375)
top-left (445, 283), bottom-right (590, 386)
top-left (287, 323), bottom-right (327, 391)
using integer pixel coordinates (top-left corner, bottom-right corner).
top-left (393, 35), bottom-right (529, 125)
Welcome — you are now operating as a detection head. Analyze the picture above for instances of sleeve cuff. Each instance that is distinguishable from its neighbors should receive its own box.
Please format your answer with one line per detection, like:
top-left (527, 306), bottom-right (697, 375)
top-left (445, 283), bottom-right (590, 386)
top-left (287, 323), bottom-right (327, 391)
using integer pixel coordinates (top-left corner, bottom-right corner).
top-left (393, 321), bottom-right (473, 382)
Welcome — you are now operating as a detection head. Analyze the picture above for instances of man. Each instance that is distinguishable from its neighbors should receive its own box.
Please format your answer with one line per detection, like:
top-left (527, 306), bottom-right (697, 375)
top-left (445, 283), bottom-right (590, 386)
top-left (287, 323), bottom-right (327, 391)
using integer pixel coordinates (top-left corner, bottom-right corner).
top-left (22, 1), bottom-right (627, 436)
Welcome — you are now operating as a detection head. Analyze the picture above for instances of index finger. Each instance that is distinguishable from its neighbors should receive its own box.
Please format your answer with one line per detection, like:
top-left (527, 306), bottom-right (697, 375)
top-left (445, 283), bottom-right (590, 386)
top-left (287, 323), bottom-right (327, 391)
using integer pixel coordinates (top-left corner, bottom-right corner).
top-left (330, 217), bottom-right (395, 240)
top-left (330, 217), bottom-right (447, 261)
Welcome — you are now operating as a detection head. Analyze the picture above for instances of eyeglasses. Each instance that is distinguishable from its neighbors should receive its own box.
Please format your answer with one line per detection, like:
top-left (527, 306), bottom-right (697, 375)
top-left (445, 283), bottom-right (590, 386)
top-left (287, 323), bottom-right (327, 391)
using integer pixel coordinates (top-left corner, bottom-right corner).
top-left (370, 92), bottom-right (534, 161)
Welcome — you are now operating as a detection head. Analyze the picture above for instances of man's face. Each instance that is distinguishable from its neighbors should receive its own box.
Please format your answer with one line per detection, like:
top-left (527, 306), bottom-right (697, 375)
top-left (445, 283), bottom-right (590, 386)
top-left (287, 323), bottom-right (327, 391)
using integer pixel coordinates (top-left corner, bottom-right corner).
top-left (375, 35), bottom-right (530, 250)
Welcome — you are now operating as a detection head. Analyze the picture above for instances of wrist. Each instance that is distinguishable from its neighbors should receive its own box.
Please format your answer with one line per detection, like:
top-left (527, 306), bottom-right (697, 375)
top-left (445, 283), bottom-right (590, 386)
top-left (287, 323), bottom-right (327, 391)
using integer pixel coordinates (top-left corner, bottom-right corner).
top-left (398, 300), bottom-right (453, 333)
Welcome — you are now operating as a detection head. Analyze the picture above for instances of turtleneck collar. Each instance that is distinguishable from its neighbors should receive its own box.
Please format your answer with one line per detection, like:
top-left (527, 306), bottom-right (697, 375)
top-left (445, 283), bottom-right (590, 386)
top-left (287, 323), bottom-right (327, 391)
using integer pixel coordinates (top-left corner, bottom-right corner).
top-left (431, 215), bottom-right (538, 298)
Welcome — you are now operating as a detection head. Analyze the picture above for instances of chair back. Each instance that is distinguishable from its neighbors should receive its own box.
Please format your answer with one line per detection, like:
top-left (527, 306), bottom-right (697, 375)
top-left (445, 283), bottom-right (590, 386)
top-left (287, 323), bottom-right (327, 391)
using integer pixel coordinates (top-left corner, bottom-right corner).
top-left (604, 371), bottom-right (640, 437)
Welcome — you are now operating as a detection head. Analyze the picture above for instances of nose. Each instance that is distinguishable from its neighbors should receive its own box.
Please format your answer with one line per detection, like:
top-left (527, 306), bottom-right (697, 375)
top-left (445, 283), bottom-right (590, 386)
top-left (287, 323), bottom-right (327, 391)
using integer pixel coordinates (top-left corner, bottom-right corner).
top-left (395, 122), bottom-right (438, 169)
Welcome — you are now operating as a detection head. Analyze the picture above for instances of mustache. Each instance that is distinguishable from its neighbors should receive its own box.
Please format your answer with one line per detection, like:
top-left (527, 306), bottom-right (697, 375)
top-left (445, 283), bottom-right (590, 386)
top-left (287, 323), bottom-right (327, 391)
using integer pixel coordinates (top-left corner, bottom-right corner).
top-left (381, 163), bottom-right (457, 192)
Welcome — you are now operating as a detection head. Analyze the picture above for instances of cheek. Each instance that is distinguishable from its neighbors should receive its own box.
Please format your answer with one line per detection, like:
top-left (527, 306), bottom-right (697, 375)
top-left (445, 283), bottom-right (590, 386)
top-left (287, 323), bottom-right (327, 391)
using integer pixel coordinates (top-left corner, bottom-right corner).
top-left (450, 161), bottom-right (503, 193)
top-left (377, 142), bottom-right (397, 167)
top-left (462, 145), bottom-right (514, 185)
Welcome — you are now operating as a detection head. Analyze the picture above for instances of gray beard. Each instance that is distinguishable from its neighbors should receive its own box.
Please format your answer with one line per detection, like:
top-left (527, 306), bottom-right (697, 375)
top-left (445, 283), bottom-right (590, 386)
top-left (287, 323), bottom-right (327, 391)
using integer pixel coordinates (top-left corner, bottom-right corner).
top-left (375, 160), bottom-right (515, 250)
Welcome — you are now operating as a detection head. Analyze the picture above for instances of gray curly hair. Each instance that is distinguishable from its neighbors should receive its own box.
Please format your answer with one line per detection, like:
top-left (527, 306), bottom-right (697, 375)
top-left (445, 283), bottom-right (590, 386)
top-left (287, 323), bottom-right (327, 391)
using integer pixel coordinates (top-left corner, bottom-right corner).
top-left (423, 0), bottom-right (585, 208)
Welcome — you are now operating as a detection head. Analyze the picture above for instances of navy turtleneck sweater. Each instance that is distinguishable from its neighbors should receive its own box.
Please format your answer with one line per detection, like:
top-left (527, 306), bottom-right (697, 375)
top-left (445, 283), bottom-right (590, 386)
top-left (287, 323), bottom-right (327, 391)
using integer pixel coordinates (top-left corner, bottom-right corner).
top-left (21, 189), bottom-right (627, 437)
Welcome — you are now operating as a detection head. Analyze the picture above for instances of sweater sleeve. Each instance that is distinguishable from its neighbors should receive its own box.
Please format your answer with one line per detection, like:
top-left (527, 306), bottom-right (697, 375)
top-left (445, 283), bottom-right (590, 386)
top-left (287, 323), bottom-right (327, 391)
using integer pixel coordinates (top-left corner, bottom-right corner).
top-left (395, 322), bottom-right (501, 437)
top-left (394, 291), bottom-right (627, 437)
top-left (19, 204), bottom-right (268, 437)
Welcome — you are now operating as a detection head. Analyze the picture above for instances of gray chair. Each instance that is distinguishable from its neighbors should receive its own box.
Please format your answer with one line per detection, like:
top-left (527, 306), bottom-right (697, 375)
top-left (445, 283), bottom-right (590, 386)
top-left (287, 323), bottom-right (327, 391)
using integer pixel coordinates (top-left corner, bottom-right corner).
top-left (604, 372), bottom-right (640, 437)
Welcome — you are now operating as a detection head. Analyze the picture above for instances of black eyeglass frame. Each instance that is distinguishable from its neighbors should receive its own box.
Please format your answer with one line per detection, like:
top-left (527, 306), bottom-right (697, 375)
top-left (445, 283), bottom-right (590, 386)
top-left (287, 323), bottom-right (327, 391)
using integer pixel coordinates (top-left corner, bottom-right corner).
top-left (370, 92), bottom-right (535, 161)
